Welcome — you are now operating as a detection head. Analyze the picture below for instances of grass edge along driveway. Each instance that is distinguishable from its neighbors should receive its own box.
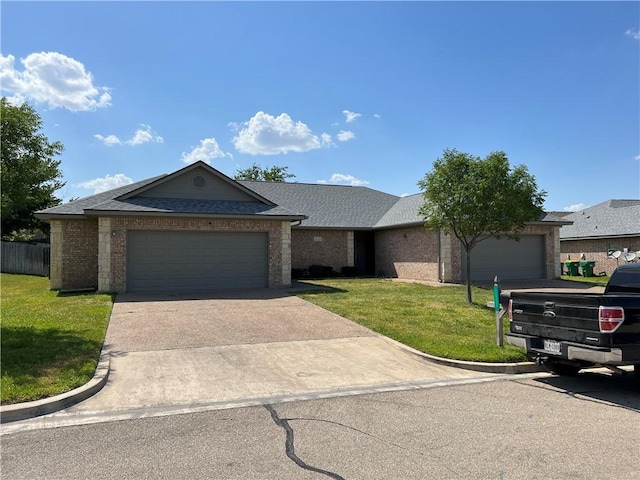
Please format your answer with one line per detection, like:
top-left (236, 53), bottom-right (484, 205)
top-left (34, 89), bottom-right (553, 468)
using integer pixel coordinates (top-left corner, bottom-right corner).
top-left (296, 278), bottom-right (528, 363)
top-left (1, 274), bottom-right (113, 405)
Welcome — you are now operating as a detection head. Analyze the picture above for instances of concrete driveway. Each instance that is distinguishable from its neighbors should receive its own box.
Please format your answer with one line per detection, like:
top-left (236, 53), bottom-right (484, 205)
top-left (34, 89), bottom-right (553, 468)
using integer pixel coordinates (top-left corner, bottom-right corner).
top-left (60, 288), bottom-right (498, 417)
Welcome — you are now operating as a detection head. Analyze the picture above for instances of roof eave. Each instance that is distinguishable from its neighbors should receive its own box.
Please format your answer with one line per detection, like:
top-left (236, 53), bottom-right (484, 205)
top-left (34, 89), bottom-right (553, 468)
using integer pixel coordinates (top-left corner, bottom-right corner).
top-left (82, 210), bottom-right (306, 221)
top-left (561, 233), bottom-right (640, 241)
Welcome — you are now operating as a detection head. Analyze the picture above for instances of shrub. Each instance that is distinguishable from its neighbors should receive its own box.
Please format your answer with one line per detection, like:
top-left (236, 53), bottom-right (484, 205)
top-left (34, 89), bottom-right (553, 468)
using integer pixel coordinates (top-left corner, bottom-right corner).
top-left (308, 264), bottom-right (335, 278)
top-left (291, 268), bottom-right (308, 279)
top-left (341, 266), bottom-right (358, 277)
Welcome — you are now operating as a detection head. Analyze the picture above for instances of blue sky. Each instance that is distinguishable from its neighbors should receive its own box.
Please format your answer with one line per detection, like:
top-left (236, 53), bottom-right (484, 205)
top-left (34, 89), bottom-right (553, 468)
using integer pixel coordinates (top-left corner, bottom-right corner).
top-left (2, 1), bottom-right (638, 212)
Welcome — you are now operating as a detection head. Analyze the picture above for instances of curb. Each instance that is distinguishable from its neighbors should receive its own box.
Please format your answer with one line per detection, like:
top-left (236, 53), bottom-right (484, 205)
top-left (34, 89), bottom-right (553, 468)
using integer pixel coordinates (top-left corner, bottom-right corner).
top-left (384, 337), bottom-right (544, 374)
top-left (0, 352), bottom-right (111, 424)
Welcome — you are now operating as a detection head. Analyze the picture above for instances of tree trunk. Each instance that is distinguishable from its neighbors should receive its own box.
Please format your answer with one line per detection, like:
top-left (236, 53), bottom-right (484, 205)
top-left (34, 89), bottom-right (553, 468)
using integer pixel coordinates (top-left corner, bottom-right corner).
top-left (465, 249), bottom-right (473, 304)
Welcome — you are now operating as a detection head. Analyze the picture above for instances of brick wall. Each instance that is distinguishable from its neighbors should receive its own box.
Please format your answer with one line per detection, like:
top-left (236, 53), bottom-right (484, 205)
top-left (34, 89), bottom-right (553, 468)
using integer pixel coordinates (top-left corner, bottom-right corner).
top-left (560, 236), bottom-right (640, 276)
top-left (374, 224), bottom-right (561, 283)
top-left (61, 219), bottom-right (99, 289)
top-left (291, 229), bottom-right (350, 272)
top-left (375, 226), bottom-right (439, 281)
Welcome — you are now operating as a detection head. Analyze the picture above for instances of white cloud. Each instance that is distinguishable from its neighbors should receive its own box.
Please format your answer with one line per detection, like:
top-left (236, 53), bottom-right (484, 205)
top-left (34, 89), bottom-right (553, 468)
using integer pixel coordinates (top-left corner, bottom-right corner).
top-left (318, 173), bottom-right (369, 186)
top-left (400, 193), bottom-right (411, 197)
top-left (0, 52), bottom-right (111, 112)
top-left (126, 124), bottom-right (163, 145)
top-left (563, 203), bottom-right (589, 212)
top-left (94, 125), bottom-right (163, 147)
top-left (232, 111), bottom-right (323, 155)
top-left (181, 137), bottom-right (232, 164)
top-left (77, 174), bottom-right (133, 193)
top-left (342, 109), bottom-right (362, 123)
top-left (634, 154), bottom-right (640, 161)
top-left (625, 28), bottom-right (640, 40)
top-left (94, 134), bottom-right (121, 146)
top-left (373, 113), bottom-right (381, 119)
top-left (336, 130), bottom-right (355, 142)
top-left (321, 132), bottom-right (334, 147)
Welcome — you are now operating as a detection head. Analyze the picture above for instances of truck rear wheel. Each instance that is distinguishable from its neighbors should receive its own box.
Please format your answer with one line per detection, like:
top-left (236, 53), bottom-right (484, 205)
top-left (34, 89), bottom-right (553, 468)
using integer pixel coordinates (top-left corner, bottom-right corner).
top-left (547, 361), bottom-right (581, 376)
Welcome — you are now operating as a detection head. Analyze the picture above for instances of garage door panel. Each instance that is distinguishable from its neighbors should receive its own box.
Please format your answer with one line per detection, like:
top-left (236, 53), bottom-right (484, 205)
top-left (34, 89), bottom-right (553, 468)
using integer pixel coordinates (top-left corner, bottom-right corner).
top-left (127, 231), bottom-right (268, 292)
top-left (464, 235), bottom-right (545, 281)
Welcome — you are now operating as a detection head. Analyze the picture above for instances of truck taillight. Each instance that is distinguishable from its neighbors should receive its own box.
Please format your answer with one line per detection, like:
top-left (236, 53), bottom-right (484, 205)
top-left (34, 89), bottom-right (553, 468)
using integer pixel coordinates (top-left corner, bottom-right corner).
top-left (508, 299), bottom-right (513, 321)
top-left (599, 306), bottom-right (624, 333)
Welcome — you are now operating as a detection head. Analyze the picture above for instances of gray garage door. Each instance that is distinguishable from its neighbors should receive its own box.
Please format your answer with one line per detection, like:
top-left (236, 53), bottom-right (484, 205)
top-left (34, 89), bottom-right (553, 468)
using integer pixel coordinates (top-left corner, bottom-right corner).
top-left (127, 231), bottom-right (268, 292)
top-left (463, 235), bottom-right (545, 282)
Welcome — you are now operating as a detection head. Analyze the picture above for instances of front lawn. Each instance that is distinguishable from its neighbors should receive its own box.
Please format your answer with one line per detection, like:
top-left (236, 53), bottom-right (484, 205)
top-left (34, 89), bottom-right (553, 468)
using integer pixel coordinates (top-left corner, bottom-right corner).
top-left (560, 275), bottom-right (609, 286)
top-left (296, 279), bottom-right (527, 363)
top-left (1, 274), bottom-right (113, 404)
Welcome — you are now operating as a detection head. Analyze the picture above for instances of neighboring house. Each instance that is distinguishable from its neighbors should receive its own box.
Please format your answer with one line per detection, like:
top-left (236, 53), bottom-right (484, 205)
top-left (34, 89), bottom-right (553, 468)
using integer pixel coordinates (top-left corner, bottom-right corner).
top-left (559, 199), bottom-right (640, 276)
top-left (36, 161), bottom-right (568, 293)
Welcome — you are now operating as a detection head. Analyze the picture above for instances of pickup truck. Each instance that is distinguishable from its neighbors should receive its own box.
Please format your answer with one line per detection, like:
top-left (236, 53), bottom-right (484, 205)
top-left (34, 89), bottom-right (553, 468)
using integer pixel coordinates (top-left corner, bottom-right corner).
top-left (504, 263), bottom-right (640, 383)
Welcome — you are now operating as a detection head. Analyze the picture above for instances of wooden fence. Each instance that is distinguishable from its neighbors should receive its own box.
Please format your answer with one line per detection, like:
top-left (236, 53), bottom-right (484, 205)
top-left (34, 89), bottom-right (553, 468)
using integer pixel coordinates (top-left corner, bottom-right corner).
top-left (1, 241), bottom-right (50, 277)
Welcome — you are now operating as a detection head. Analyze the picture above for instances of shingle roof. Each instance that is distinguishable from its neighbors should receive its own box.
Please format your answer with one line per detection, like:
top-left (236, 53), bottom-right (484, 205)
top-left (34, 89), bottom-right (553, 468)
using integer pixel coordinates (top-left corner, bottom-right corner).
top-left (37, 176), bottom-right (165, 215)
top-left (36, 162), bottom-right (571, 229)
top-left (560, 199), bottom-right (640, 239)
top-left (374, 193), bottom-right (424, 228)
top-left (238, 181), bottom-right (400, 228)
top-left (84, 197), bottom-right (302, 217)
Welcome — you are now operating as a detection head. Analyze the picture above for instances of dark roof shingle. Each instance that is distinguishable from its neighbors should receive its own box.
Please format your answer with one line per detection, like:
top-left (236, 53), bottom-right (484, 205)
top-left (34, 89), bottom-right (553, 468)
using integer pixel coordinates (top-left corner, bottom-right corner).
top-left (238, 181), bottom-right (400, 228)
top-left (560, 199), bottom-right (640, 239)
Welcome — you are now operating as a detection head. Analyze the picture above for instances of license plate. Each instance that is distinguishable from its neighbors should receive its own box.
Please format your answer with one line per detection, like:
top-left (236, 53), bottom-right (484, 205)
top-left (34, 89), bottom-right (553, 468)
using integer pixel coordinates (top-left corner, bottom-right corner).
top-left (543, 339), bottom-right (561, 354)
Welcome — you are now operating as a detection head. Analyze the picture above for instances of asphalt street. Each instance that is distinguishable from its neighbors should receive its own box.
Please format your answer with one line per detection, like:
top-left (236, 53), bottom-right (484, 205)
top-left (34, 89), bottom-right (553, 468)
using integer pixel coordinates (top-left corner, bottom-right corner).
top-left (2, 372), bottom-right (638, 480)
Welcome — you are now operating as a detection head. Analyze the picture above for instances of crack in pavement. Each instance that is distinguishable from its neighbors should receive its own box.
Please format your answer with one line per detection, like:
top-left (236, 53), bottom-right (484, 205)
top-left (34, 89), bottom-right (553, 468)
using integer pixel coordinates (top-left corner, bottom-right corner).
top-left (283, 416), bottom-right (465, 477)
top-left (264, 404), bottom-right (345, 480)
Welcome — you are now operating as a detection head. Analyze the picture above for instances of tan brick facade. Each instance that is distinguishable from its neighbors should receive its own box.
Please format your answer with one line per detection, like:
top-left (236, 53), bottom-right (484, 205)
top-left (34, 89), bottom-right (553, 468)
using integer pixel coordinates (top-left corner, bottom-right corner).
top-left (291, 229), bottom-right (352, 272)
top-left (53, 219), bottom-right (99, 290)
top-left (50, 216), bottom-right (563, 291)
top-left (374, 224), bottom-right (561, 283)
top-left (375, 226), bottom-right (440, 281)
top-left (560, 236), bottom-right (640, 276)
top-left (53, 216), bottom-right (290, 292)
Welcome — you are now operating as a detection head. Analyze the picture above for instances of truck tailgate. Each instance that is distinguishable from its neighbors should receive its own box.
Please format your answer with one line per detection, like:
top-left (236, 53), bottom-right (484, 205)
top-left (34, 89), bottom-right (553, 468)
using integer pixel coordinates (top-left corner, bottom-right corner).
top-left (508, 292), bottom-right (605, 345)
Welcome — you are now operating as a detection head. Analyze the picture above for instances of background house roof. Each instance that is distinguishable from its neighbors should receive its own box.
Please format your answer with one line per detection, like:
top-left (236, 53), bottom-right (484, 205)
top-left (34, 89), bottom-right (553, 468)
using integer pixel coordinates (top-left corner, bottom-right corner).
top-left (560, 199), bottom-right (640, 239)
top-left (239, 181), bottom-right (400, 228)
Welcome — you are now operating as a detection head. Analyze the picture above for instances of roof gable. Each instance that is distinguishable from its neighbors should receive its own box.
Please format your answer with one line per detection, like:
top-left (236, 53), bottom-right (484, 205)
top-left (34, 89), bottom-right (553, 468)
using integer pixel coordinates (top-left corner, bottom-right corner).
top-left (120, 161), bottom-right (273, 205)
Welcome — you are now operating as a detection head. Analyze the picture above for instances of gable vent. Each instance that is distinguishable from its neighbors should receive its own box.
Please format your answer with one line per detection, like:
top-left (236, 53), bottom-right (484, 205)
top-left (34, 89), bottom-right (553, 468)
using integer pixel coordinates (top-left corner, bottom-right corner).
top-left (192, 175), bottom-right (206, 188)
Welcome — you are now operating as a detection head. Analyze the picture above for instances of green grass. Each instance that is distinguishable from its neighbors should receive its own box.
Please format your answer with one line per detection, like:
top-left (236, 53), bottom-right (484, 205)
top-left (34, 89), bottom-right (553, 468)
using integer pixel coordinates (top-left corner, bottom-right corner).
top-left (560, 275), bottom-right (609, 286)
top-left (295, 278), bottom-right (527, 363)
top-left (1, 274), bottom-right (113, 404)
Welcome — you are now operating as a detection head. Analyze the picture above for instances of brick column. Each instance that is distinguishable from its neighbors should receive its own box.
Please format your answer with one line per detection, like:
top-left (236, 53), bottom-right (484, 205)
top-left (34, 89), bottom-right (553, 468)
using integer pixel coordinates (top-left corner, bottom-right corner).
top-left (281, 221), bottom-right (292, 286)
top-left (49, 220), bottom-right (63, 290)
top-left (346, 231), bottom-right (354, 267)
top-left (440, 230), bottom-right (454, 283)
top-left (98, 217), bottom-right (112, 292)
top-left (552, 228), bottom-right (562, 278)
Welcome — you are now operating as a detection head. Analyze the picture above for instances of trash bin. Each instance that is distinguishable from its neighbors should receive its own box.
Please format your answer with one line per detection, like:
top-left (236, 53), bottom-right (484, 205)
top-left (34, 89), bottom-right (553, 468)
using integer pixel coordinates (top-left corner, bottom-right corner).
top-left (565, 261), bottom-right (580, 276)
top-left (580, 260), bottom-right (595, 277)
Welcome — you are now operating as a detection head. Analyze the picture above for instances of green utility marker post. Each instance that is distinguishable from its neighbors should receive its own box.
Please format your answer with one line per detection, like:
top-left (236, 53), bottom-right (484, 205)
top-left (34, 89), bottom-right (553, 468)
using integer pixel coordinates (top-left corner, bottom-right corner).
top-left (493, 276), bottom-right (504, 347)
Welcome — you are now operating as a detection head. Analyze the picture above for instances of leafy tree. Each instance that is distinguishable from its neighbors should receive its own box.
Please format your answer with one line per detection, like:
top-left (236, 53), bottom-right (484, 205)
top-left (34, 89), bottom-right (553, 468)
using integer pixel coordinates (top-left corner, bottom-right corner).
top-left (1, 98), bottom-right (65, 238)
top-left (234, 163), bottom-right (295, 182)
top-left (418, 148), bottom-right (546, 304)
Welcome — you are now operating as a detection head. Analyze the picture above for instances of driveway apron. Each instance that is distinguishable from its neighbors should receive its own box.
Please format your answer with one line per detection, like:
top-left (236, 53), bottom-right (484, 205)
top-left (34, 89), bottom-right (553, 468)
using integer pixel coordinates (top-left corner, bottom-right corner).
top-left (64, 289), bottom-right (496, 414)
